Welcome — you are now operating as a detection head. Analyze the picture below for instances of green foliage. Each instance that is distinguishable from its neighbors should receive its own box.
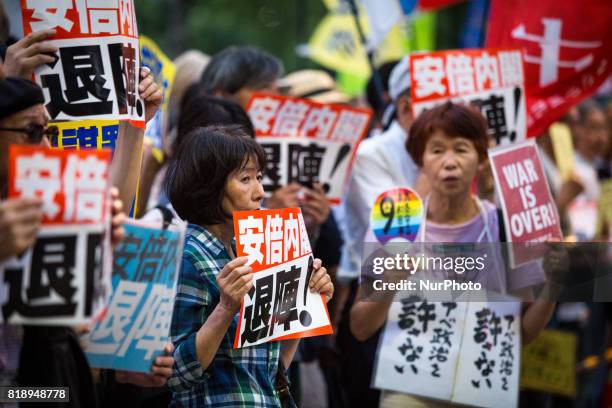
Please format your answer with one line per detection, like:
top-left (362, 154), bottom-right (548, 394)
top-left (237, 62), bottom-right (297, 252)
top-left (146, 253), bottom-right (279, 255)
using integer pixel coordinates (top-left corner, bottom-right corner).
top-left (135, 0), bottom-right (327, 72)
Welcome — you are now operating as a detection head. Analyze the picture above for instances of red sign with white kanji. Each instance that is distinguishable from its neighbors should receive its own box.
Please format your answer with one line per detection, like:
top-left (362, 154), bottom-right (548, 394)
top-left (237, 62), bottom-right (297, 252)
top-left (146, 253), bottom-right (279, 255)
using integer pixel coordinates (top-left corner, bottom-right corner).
top-left (486, 0), bottom-right (611, 137)
top-left (20, 0), bottom-right (144, 126)
top-left (8, 145), bottom-right (111, 225)
top-left (488, 141), bottom-right (563, 267)
top-left (410, 48), bottom-right (527, 145)
top-left (233, 208), bottom-right (332, 348)
top-left (246, 93), bottom-right (372, 204)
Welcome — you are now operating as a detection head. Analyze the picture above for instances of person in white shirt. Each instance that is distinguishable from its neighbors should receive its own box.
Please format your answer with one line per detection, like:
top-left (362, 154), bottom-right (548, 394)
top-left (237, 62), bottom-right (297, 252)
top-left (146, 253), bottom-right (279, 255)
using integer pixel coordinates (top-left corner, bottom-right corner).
top-left (338, 57), bottom-right (426, 283)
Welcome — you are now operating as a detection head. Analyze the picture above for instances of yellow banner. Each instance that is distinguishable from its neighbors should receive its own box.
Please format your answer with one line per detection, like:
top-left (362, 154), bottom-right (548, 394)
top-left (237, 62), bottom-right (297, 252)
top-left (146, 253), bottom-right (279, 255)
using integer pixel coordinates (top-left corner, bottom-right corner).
top-left (520, 329), bottom-right (577, 397)
top-left (52, 120), bottom-right (119, 150)
top-left (139, 35), bottom-right (176, 157)
top-left (549, 122), bottom-right (575, 181)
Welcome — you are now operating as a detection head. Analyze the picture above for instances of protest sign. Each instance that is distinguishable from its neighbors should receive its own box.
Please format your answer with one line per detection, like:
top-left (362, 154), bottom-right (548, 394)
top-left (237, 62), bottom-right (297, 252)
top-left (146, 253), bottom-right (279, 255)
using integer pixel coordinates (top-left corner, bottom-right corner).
top-left (140, 35), bottom-right (175, 155)
top-left (84, 218), bottom-right (185, 372)
top-left (233, 208), bottom-right (332, 348)
top-left (410, 48), bottom-right (526, 145)
top-left (520, 329), bottom-right (577, 397)
top-left (247, 93), bottom-right (371, 204)
top-left (20, 0), bottom-right (144, 126)
top-left (8, 145), bottom-right (112, 225)
top-left (51, 120), bottom-right (119, 150)
top-left (0, 146), bottom-right (112, 325)
top-left (374, 295), bottom-right (521, 407)
top-left (488, 140), bottom-right (563, 267)
top-left (370, 187), bottom-right (423, 245)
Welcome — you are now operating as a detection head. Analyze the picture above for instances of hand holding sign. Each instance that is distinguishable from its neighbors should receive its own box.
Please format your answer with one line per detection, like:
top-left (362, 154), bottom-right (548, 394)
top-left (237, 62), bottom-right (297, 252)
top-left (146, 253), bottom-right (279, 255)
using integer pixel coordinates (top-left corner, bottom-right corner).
top-left (308, 258), bottom-right (333, 303)
top-left (217, 256), bottom-right (254, 313)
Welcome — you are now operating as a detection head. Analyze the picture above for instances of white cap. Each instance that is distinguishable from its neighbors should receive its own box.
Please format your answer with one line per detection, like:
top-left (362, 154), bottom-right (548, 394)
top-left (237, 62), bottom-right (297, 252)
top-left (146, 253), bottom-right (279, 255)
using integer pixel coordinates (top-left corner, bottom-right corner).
top-left (388, 56), bottom-right (411, 102)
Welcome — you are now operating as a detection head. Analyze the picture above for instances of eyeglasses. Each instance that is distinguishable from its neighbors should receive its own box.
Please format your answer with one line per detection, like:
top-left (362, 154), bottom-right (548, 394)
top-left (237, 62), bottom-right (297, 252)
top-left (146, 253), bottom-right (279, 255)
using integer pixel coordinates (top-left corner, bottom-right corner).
top-left (0, 124), bottom-right (59, 144)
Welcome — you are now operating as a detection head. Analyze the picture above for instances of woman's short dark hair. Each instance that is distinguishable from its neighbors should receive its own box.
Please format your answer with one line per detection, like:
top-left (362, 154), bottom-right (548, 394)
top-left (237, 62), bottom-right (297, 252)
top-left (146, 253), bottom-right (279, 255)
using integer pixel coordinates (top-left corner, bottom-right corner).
top-left (406, 102), bottom-right (489, 167)
top-left (165, 125), bottom-right (266, 225)
top-left (200, 46), bottom-right (283, 95)
top-left (175, 84), bottom-right (255, 151)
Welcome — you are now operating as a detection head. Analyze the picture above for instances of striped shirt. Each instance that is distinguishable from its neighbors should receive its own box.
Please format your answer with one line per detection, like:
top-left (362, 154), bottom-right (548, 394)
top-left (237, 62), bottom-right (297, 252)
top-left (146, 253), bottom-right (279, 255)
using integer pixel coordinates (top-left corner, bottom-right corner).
top-left (168, 224), bottom-right (281, 407)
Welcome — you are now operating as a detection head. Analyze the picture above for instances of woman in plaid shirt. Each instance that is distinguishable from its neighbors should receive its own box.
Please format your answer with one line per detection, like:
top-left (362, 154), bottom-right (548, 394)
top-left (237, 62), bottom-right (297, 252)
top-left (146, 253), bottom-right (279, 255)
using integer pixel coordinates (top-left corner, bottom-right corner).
top-left (165, 125), bottom-right (334, 407)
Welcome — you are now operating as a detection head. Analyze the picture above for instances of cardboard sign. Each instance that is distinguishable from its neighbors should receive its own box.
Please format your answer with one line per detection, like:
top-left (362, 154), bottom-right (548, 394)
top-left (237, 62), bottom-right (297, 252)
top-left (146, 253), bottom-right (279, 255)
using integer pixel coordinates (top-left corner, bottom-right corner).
top-left (51, 120), bottom-right (119, 150)
top-left (520, 329), bottom-right (577, 397)
top-left (8, 145), bottom-right (111, 225)
top-left (488, 140), bottom-right (563, 267)
top-left (20, 0), bottom-right (144, 126)
top-left (247, 93), bottom-right (371, 204)
top-left (0, 145), bottom-right (112, 325)
top-left (410, 48), bottom-right (526, 145)
top-left (233, 208), bottom-right (332, 348)
top-left (84, 219), bottom-right (185, 372)
top-left (374, 295), bottom-right (521, 408)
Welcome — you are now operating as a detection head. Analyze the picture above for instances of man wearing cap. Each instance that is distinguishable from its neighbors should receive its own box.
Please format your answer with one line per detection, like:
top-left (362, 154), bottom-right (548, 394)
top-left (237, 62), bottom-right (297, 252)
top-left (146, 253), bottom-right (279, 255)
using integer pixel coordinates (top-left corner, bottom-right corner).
top-left (338, 56), bottom-right (426, 284)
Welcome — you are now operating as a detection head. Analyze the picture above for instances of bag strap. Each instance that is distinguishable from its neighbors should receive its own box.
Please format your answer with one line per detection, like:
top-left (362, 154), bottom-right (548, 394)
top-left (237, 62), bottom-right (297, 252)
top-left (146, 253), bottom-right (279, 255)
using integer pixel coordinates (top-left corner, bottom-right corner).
top-left (497, 208), bottom-right (507, 243)
top-left (155, 205), bottom-right (174, 230)
top-left (275, 360), bottom-right (291, 398)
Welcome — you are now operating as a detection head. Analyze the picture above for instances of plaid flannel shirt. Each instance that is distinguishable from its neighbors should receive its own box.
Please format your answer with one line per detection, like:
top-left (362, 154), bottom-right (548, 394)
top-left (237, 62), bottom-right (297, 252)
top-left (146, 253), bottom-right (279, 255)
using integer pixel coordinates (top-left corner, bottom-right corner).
top-left (168, 224), bottom-right (281, 407)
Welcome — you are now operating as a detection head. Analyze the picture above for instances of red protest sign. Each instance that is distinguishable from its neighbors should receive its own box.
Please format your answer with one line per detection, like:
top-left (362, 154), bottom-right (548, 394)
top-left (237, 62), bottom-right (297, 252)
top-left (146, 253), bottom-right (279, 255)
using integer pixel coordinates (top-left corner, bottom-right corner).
top-left (20, 0), bottom-right (144, 126)
top-left (8, 145), bottom-right (112, 225)
top-left (486, 0), bottom-right (611, 137)
top-left (410, 48), bottom-right (526, 145)
top-left (488, 141), bottom-right (563, 267)
top-left (246, 93), bottom-right (372, 204)
top-left (233, 208), bottom-right (332, 348)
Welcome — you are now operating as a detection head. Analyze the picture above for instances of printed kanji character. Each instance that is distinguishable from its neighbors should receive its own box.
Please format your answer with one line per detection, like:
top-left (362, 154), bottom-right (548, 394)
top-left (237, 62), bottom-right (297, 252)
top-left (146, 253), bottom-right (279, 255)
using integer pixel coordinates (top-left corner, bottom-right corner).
top-left (60, 128), bottom-right (78, 149)
top-left (2, 236), bottom-right (79, 320)
top-left (446, 53), bottom-right (475, 95)
top-left (113, 231), bottom-right (143, 279)
top-left (500, 340), bottom-right (514, 360)
top-left (108, 42), bottom-right (142, 116)
top-left (297, 212), bottom-right (311, 255)
top-left (89, 280), bottom-right (147, 354)
top-left (329, 111), bottom-right (369, 142)
top-left (238, 216), bottom-right (264, 266)
top-left (473, 307), bottom-right (491, 344)
top-left (15, 152), bottom-right (62, 219)
top-left (270, 264), bottom-right (301, 334)
top-left (242, 274), bottom-right (274, 345)
top-left (283, 213), bottom-right (300, 260)
top-left (249, 98), bottom-right (281, 133)
top-left (120, 285), bottom-right (173, 359)
top-left (499, 359), bottom-right (513, 376)
top-left (63, 154), bottom-right (108, 222)
top-left (101, 124), bottom-right (119, 149)
top-left (41, 45), bottom-right (113, 119)
top-left (26, 0), bottom-right (74, 32)
top-left (413, 56), bottom-right (446, 98)
top-left (87, 0), bottom-right (120, 35)
top-left (260, 144), bottom-right (282, 192)
top-left (134, 232), bottom-right (168, 283)
top-left (118, 0), bottom-right (136, 36)
top-left (265, 214), bottom-right (284, 264)
top-left (474, 52), bottom-right (500, 91)
top-left (530, 99), bottom-right (548, 119)
top-left (302, 106), bottom-right (338, 139)
top-left (271, 100), bottom-right (309, 137)
top-left (471, 94), bottom-right (511, 144)
top-left (77, 126), bottom-right (98, 149)
top-left (287, 143), bottom-right (325, 187)
top-left (498, 51), bottom-right (523, 87)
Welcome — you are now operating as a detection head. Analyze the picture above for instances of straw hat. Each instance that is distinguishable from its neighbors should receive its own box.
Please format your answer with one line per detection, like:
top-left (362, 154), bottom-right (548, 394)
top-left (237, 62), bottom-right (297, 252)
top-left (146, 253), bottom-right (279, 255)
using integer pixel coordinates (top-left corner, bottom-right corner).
top-left (278, 69), bottom-right (351, 104)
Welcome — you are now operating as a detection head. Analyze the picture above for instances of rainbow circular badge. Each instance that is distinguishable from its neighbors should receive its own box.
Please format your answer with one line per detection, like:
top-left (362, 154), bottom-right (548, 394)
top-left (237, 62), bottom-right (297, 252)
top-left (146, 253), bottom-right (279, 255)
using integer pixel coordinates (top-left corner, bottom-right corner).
top-left (370, 187), bottom-right (423, 244)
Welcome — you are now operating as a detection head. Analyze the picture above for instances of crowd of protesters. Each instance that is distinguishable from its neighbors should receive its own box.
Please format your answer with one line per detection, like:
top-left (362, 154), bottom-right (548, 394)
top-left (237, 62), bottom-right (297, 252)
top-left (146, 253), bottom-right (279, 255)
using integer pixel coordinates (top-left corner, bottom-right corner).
top-left (1, 5), bottom-right (612, 408)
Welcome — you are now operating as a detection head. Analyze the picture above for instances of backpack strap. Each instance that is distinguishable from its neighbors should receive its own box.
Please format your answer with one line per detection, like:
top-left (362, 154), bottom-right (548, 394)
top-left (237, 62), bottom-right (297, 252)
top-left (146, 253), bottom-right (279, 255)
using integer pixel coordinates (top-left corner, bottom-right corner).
top-left (155, 205), bottom-right (174, 230)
